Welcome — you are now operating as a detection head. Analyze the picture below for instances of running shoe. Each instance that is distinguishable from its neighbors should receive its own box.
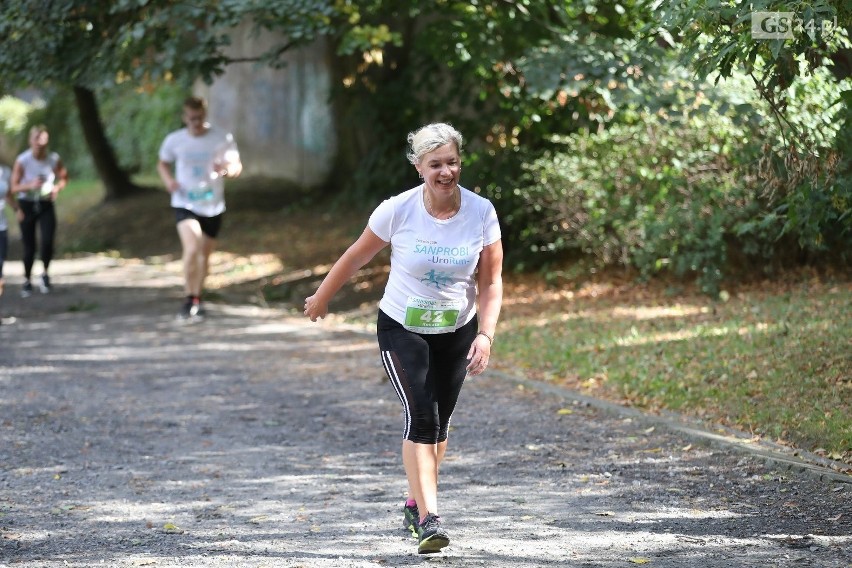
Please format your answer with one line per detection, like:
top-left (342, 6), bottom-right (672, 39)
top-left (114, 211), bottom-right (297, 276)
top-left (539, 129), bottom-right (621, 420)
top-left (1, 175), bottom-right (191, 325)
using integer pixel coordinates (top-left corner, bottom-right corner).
top-left (21, 281), bottom-right (33, 298)
top-left (403, 502), bottom-right (419, 537)
top-left (417, 513), bottom-right (449, 555)
top-left (38, 274), bottom-right (51, 294)
top-left (177, 299), bottom-right (202, 320)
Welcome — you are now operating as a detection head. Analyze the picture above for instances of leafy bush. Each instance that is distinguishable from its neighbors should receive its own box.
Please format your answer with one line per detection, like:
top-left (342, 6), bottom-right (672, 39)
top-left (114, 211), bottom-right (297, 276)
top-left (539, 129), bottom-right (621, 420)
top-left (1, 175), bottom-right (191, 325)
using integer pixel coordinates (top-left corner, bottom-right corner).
top-left (513, 109), bottom-right (752, 295)
top-left (99, 81), bottom-right (190, 176)
top-left (750, 64), bottom-right (852, 258)
top-left (509, 53), bottom-right (851, 295)
top-left (18, 81), bottom-right (191, 181)
top-left (0, 95), bottom-right (34, 165)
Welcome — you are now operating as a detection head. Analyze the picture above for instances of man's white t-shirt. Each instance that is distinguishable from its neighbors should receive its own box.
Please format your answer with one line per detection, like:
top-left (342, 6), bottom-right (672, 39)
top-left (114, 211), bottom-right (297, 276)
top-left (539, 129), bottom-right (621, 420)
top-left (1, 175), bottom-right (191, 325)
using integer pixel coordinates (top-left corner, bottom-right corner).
top-left (368, 185), bottom-right (501, 333)
top-left (158, 125), bottom-right (237, 217)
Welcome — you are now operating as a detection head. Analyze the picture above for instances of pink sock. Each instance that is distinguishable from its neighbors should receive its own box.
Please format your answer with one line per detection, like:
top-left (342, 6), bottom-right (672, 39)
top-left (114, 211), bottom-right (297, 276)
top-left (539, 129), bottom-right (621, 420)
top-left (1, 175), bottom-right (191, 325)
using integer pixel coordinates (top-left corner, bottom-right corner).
top-left (405, 498), bottom-right (417, 507)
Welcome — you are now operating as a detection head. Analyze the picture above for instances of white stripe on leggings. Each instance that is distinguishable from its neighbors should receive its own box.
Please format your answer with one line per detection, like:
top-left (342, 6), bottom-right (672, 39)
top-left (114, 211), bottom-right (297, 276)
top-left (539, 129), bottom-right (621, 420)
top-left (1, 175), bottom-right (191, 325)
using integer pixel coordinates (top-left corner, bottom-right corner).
top-left (381, 350), bottom-right (412, 440)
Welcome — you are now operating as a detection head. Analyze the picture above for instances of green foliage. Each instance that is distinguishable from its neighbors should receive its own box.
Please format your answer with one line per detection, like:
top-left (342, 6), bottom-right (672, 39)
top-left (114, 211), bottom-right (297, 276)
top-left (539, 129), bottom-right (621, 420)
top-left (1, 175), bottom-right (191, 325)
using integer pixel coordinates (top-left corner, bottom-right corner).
top-left (0, 0), bottom-right (848, 290)
top-left (654, 2), bottom-right (851, 252)
top-left (516, 105), bottom-right (750, 295)
top-left (98, 82), bottom-right (192, 176)
top-left (0, 96), bottom-right (32, 137)
top-left (0, 95), bottom-right (35, 165)
top-left (655, 0), bottom-right (850, 90)
top-left (512, 51), bottom-right (851, 294)
top-left (747, 67), bottom-right (852, 250)
top-left (0, 0), bottom-right (351, 111)
top-left (0, 0), bottom-right (339, 91)
top-left (326, 0), bottom-right (586, 201)
top-left (15, 81), bottom-right (191, 180)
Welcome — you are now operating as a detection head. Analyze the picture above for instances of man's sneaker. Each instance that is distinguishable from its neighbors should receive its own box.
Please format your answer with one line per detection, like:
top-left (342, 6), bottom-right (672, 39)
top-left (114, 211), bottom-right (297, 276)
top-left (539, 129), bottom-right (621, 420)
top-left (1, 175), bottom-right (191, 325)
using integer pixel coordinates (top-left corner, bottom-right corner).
top-left (21, 281), bottom-right (33, 298)
top-left (417, 513), bottom-right (449, 555)
top-left (402, 502), bottom-right (419, 537)
top-left (38, 274), bottom-right (51, 294)
top-left (177, 299), bottom-right (203, 321)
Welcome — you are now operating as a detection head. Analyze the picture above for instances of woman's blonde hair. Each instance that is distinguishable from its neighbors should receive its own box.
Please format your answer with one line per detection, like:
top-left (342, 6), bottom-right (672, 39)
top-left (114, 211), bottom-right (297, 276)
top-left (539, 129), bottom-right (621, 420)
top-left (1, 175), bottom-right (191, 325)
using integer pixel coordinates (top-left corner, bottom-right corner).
top-left (406, 123), bottom-right (463, 165)
top-left (29, 124), bottom-right (48, 138)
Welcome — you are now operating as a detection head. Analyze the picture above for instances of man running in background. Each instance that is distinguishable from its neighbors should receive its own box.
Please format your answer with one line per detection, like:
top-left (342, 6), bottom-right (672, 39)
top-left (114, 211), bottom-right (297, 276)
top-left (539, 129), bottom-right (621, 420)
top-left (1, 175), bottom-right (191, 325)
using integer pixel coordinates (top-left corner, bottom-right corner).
top-left (157, 96), bottom-right (242, 320)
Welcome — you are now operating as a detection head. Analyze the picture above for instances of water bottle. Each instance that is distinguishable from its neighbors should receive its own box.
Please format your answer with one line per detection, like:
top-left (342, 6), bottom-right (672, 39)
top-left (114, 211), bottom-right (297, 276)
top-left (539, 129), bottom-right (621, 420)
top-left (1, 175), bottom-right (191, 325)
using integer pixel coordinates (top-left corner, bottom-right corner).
top-left (210, 134), bottom-right (240, 180)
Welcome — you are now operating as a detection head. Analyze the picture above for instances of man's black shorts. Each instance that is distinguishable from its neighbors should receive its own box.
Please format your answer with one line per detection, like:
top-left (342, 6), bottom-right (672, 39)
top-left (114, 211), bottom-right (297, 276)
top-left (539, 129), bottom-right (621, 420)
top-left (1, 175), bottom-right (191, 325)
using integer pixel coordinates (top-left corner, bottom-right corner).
top-left (173, 208), bottom-right (223, 239)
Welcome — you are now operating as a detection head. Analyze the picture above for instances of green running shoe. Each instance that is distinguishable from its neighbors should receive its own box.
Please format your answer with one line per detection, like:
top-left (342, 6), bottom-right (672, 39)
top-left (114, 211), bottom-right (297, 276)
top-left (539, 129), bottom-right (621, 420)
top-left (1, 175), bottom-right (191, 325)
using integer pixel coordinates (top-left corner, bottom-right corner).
top-left (403, 502), bottom-right (419, 537)
top-left (417, 513), bottom-right (449, 554)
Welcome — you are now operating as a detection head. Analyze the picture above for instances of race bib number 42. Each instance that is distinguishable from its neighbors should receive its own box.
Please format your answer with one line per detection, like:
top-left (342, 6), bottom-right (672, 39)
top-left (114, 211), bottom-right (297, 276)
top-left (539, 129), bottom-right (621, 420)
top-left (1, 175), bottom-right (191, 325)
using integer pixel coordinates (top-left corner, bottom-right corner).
top-left (404, 297), bottom-right (462, 334)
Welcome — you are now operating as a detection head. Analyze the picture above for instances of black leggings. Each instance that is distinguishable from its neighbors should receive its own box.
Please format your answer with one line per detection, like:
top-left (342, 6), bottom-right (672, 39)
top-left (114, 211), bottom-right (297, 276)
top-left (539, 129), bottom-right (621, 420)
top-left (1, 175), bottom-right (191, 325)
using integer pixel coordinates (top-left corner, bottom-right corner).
top-left (0, 229), bottom-right (7, 279)
top-left (377, 309), bottom-right (478, 444)
top-left (18, 200), bottom-right (56, 280)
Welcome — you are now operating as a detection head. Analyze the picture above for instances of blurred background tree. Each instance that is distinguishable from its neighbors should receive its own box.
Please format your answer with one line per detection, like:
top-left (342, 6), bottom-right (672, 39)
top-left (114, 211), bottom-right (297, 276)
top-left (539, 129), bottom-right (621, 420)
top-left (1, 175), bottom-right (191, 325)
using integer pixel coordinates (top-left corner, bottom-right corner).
top-left (0, 0), bottom-right (848, 292)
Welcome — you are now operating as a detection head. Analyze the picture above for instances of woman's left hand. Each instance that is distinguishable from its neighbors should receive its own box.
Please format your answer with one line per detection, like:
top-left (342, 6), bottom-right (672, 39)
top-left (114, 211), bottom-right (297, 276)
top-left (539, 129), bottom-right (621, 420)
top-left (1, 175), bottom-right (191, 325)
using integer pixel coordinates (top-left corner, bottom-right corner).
top-left (466, 333), bottom-right (491, 376)
top-left (303, 294), bottom-right (328, 322)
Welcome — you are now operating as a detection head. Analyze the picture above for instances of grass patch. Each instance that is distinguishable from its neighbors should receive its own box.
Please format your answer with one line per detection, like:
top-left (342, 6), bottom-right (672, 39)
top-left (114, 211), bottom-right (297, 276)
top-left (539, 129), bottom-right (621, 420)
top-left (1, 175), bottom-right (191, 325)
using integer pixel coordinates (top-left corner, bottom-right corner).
top-left (58, 178), bottom-right (106, 222)
top-left (495, 278), bottom-right (851, 464)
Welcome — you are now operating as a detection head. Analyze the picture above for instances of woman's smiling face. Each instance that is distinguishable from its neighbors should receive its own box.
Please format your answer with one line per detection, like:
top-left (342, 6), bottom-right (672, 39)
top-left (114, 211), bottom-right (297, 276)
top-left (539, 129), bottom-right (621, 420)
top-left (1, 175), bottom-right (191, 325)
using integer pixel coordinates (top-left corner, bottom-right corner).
top-left (417, 143), bottom-right (461, 196)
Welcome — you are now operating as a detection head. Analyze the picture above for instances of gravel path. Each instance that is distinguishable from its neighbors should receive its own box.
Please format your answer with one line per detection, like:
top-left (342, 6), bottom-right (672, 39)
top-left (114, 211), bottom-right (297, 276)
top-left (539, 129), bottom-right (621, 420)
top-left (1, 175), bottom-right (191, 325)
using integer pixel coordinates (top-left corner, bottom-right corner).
top-left (1, 256), bottom-right (850, 567)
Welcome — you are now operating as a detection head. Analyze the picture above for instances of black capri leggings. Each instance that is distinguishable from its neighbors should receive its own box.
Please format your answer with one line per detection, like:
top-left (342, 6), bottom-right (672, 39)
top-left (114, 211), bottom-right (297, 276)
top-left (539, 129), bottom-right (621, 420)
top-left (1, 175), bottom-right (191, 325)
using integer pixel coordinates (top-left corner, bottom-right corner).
top-left (377, 309), bottom-right (478, 444)
top-left (18, 200), bottom-right (56, 280)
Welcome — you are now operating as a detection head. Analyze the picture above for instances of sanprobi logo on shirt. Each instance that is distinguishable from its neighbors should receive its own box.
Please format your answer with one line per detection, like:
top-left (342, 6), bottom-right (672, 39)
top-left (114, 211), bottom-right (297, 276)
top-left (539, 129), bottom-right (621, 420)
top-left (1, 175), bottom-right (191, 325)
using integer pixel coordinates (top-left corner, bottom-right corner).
top-left (414, 243), bottom-right (472, 266)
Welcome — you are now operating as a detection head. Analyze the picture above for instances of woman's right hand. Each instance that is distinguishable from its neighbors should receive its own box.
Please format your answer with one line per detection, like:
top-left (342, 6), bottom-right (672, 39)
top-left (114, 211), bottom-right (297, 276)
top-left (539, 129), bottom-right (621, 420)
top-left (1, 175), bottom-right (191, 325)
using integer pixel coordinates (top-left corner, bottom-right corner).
top-left (303, 294), bottom-right (328, 322)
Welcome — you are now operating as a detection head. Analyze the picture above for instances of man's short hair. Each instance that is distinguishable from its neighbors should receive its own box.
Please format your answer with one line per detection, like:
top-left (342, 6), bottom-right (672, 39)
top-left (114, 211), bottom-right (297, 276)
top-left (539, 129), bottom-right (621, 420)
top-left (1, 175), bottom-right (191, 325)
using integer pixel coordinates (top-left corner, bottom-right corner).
top-left (183, 96), bottom-right (207, 112)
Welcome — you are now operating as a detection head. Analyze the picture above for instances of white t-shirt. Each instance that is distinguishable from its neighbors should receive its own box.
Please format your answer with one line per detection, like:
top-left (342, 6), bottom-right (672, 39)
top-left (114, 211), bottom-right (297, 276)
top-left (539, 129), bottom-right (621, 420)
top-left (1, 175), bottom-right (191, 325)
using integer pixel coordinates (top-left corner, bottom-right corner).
top-left (0, 165), bottom-right (10, 232)
top-left (14, 149), bottom-right (60, 202)
top-left (158, 126), bottom-right (237, 217)
top-left (369, 185), bottom-right (501, 333)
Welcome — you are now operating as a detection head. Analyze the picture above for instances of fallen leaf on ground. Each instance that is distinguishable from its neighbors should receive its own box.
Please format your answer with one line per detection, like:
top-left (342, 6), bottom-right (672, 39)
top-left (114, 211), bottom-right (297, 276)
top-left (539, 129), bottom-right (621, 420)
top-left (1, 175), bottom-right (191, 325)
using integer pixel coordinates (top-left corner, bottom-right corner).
top-left (162, 523), bottom-right (184, 534)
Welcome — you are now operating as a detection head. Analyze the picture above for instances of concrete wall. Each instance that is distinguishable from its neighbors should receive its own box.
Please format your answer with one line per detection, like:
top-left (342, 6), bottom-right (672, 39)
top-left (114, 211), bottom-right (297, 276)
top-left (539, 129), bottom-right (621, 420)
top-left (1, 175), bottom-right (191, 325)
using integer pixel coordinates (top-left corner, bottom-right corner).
top-left (197, 25), bottom-right (336, 187)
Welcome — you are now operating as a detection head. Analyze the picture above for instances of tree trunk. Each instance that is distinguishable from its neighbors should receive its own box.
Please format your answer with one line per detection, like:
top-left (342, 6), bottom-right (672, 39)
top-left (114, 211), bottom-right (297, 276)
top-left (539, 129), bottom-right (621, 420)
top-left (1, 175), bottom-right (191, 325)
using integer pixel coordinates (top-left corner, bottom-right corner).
top-left (72, 85), bottom-right (142, 200)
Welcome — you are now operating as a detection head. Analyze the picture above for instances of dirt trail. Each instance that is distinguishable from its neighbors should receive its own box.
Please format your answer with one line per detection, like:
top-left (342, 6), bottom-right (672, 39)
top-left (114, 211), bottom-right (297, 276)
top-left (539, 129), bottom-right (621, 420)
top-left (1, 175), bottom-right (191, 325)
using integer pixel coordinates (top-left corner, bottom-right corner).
top-left (1, 256), bottom-right (850, 567)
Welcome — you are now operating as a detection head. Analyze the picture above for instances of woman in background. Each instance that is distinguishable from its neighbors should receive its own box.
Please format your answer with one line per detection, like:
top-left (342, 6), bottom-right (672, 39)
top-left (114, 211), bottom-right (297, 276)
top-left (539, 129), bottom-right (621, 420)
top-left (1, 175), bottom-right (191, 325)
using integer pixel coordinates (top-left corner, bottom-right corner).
top-left (10, 125), bottom-right (67, 297)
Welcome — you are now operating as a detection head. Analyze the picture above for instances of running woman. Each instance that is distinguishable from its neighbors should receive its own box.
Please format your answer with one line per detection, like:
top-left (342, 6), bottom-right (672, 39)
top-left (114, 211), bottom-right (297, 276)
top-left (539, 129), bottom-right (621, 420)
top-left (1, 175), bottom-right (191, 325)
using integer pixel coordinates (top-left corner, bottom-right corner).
top-left (303, 122), bottom-right (503, 555)
top-left (9, 125), bottom-right (68, 297)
